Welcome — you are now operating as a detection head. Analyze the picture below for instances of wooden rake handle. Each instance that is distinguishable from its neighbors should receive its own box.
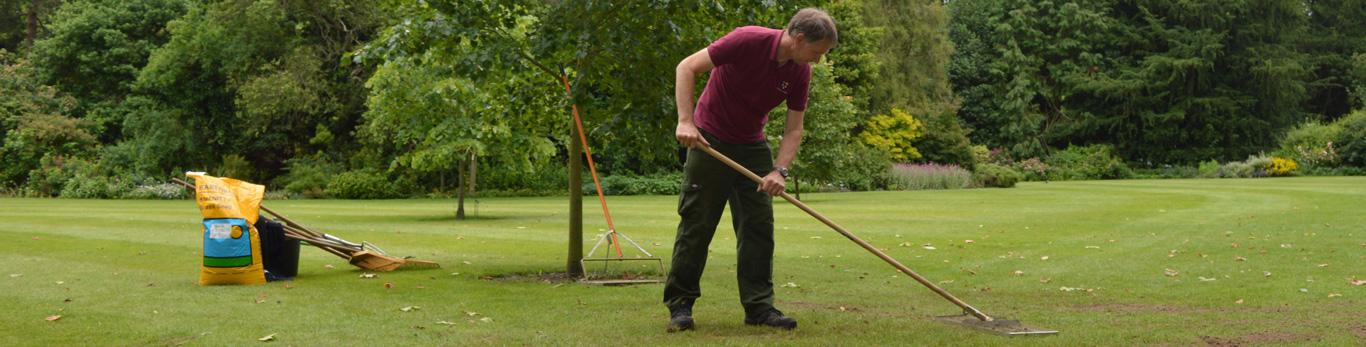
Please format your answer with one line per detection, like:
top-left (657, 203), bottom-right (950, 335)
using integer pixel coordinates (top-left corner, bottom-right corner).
top-left (695, 144), bottom-right (994, 322)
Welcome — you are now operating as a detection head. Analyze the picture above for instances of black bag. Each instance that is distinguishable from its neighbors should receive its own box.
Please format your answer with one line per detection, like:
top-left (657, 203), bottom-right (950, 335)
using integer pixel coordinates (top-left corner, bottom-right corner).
top-left (254, 218), bottom-right (300, 281)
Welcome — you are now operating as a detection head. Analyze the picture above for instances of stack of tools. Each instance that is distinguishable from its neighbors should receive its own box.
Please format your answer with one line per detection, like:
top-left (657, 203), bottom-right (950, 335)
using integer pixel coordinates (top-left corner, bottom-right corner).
top-left (174, 178), bottom-right (440, 271)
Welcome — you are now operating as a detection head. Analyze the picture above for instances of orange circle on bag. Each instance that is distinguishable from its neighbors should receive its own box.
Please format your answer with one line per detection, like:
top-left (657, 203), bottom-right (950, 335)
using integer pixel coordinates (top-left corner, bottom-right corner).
top-left (231, 226), bottom-right (243, 239)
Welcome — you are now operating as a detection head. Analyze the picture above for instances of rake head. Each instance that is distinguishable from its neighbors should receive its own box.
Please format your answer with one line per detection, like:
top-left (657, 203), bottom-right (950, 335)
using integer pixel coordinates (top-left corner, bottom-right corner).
top-left (348, 250), bottom-right (441, 271)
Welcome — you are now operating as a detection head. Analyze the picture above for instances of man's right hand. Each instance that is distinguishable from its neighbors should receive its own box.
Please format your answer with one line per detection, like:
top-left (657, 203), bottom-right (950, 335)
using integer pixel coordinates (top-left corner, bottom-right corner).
top-left (676, 122), bottom-right (711, 149)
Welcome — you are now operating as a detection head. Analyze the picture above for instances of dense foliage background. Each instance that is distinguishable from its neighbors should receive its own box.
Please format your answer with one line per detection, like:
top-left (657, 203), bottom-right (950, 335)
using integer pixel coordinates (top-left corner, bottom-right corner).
top-left (2, 0), bottom-right (1363, 199)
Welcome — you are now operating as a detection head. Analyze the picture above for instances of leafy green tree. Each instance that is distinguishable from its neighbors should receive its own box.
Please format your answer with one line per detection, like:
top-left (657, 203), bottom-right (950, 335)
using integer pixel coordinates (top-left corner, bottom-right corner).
top-left (363, 52), bottom-right (556, 218)
top-left (1300, 0), bottom-right (1366, 119)
top-left (1080, 0), bottom-right (1311, 163)
top-left (1355, 53), bottom-right (1366, 106)
top-left (857, 108), bottom-right (924, 162)
top-left (128, 0), bottom-right (396, 179)
top-left (863, 0), bottom-right (955, 115)
top-left (0, 0), bottom-right (64, 53)
top-left (949, 0), bottom-right (1313, 163)
top-left (911, 104), bottom-right (977, 168)
top-left (31, 0), bottom-right (187, 141)
top-left (766, 64), bottom-right (861, 187)
top-left (0, 49), bottom-right (94, 185)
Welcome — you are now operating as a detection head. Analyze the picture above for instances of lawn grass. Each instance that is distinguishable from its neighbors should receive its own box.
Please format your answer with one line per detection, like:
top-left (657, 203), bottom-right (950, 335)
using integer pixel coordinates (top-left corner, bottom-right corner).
top-left (3, 177), bottom-right (1364, 346)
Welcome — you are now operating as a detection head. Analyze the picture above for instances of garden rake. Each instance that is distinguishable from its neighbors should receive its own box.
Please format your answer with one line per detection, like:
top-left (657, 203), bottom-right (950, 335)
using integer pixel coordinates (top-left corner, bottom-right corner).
top-left (560, 64), bottom-right (665, 285)
top-left (695, 145), bottom-right (1056, 336)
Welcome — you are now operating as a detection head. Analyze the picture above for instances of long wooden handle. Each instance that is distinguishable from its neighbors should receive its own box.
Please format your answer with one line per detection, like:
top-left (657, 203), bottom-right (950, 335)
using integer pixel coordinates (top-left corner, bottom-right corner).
top-left (695, 144), bottom-right (993, 321)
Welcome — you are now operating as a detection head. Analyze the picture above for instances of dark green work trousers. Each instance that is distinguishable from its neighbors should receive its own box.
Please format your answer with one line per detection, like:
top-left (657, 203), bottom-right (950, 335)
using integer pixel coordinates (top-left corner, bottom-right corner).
top-left (663, 130), bottom-right (776, 317)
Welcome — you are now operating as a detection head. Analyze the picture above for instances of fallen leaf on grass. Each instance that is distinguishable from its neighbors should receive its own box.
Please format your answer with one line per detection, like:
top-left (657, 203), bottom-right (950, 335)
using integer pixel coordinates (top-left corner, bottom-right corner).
top-left (45, 315), bottom-right (62, 321)
top-left (939, 280), bottom-right (954, 284)
top-left (652, 243), bottom-right (661, 246)
top-left (1012, 270), bottom-right (1024, 276)
top-left (922, 246), bottom-right (936, 250)
top-left (283, 284), bottom-right (292, 289)
top-left (10, 274), bottom-right (21, 278)
top-left (961, 268), bottom-right (977, 275)
top-left (401, 306), bottom-right (420, 312)
top-left (32, 237), bottom-right (39, 240)
top-left (479, 317), bottom-right (493, 323)
top-left (1041, 256), bottom-right (1049, 260)
top-left (1198, 277), bottom-right (1216, 281)
top-left (1164, 269), bottom-right (1179, 276)
top-left (1235, 256), bottom-right (1246, 261)
top-left (1039, 277), bottom-right (1052, 283)
top-left (384, 282), bottom-right (393, 289)
top-left (324, 265), bottom-right (335, 269)
top-left (257, 293), bottom-right (268, 298)
top-left (462, 311), bottom-right (481, 316)
top-left (1348, 279), bottom-right (1366, 286)
top-left (1318, 263), bottom-right (1329, 267)
top-left (436, 321), bottom-right (458, 325)
top-left (964, 240), bottom-right (975, 244)
top-left (147, 282), bottom-right (155, 287)
top-left (1328, 294), bottom-right (1342, 298)
top-left (359, 274), bottom-right (375, 278)
top-left (258, 333), bottom-right (276, 342)
top-left (1085, 246), bottom-right (1100, 249)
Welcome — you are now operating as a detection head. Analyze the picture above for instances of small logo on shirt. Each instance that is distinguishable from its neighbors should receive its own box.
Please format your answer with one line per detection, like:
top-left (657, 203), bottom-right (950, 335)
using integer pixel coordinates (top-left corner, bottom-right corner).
top-left (776, 81), bottom-right (789, 94)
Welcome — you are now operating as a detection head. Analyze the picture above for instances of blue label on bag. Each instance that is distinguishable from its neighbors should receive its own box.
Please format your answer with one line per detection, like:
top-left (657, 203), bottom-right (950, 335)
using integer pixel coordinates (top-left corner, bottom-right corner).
top-left (203, 218), bottom-right (252, 267)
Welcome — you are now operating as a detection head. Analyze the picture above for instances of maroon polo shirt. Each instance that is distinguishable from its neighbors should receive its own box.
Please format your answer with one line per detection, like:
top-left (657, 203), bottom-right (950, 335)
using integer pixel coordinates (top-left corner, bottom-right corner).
top-left (695, 26), bottom-right (811, 144)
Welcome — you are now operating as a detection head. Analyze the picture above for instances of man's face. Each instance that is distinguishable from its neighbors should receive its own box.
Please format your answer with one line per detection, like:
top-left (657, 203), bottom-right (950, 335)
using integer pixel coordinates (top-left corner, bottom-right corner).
top-left (793, 34), bottom-right (833, 65)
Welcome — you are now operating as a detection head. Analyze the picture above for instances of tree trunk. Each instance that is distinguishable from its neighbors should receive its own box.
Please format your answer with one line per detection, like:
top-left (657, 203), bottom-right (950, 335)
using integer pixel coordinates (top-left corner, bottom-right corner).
top-left (26, 2), bottom-right (38, 46)
top-left (455, 158), bottom-right (467, 220)
top-left (468, 152), bottom-right (476, 196)
top-left (567, 118), bottom-right (585, 277)
top-left (795, 177), bottom-right (801, 201)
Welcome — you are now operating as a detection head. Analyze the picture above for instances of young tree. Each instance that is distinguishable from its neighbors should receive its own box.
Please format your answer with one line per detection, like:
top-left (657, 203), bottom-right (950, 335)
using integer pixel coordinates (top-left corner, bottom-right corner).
top-left (355, 0), bottom-right (791, 275)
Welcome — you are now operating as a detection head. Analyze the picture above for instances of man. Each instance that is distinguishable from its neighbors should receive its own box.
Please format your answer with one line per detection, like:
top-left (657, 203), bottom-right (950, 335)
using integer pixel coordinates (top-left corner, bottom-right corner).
top-left (665, 8), bottom-right (836, 331)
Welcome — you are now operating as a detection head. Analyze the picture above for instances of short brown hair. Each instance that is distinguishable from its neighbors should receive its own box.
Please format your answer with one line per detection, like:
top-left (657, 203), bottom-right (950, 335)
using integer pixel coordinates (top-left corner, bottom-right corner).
top-left (786, 8), bottom-right (837, 46)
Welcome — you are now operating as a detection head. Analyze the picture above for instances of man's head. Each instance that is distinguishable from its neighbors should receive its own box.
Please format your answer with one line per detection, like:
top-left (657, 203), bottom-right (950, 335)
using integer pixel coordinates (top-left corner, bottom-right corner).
top-left (785, 8), bottom-right (837, 65)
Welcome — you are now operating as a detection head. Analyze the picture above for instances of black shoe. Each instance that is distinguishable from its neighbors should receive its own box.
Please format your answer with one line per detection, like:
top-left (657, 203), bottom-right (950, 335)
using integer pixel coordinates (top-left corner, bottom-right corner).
top-left (668, 305), bottom-right (694, 332)
top-left (745, 308), bottom-right (797, 329)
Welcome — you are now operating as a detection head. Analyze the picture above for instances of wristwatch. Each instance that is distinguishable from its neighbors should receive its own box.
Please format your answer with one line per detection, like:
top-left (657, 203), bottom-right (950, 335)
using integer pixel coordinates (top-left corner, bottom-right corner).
top-left (773, 167), bottom-right (789, 179)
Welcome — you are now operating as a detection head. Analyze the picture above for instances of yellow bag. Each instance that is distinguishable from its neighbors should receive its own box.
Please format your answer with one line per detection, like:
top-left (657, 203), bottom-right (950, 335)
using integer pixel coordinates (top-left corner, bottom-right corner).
top-left (188, 172), bottom-right (266, 285)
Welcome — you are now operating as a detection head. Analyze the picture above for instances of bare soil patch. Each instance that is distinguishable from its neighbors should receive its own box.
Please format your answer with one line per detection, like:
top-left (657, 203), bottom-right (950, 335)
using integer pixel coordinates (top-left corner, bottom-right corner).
top-left (1200, 332), bottom-right (1316, 346)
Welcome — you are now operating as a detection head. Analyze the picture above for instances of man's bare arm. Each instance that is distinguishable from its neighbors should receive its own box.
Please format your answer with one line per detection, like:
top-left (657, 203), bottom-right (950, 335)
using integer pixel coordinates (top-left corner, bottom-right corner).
top-left (675, 48), bottom-right (716, 149)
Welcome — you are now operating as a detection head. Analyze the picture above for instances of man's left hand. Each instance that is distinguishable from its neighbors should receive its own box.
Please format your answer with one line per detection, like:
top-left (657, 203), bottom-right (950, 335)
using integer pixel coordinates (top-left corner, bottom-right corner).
top-left (758, 171), bottom-right (786, 196)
